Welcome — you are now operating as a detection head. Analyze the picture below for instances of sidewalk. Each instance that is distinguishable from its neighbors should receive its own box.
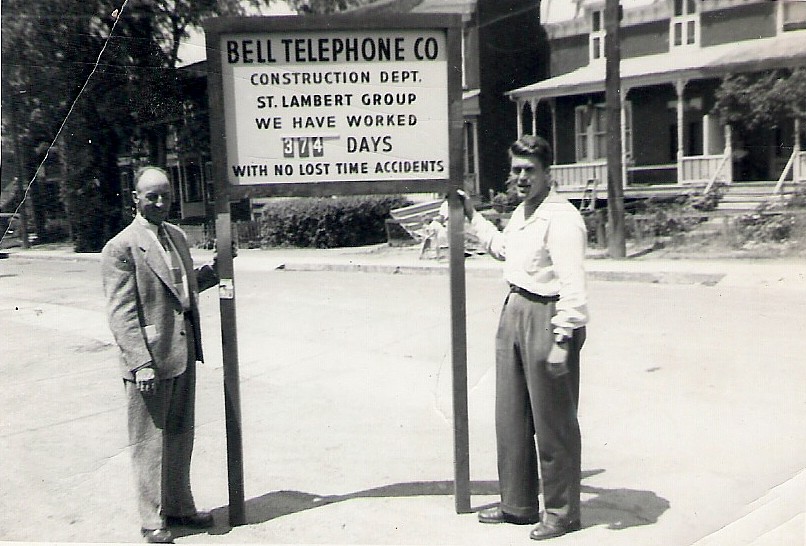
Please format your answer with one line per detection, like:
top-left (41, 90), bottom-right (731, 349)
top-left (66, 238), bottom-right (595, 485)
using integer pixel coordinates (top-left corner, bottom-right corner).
top-left (4, 242), bottom-right (805, 291)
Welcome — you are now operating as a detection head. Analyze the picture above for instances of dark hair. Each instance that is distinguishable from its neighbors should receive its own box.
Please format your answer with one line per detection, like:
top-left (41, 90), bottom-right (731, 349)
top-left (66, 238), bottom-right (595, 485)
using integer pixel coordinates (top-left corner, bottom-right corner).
top-left (509, 134), bottom-right (553, 169)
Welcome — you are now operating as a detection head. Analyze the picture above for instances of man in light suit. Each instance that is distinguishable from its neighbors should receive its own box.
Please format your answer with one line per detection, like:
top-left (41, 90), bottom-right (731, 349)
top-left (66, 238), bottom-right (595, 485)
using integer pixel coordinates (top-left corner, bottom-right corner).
top-left (102, 166), bottom-right (218, 543)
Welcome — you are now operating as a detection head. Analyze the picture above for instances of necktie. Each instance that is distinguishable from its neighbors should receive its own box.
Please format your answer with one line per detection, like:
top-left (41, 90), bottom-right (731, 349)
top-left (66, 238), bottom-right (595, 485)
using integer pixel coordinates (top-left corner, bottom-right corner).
top-left (158, 225), bottom-right (189, 310)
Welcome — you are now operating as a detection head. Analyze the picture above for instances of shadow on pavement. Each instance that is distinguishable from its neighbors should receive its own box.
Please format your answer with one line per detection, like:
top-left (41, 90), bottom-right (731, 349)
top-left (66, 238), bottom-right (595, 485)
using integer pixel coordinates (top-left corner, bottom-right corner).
top-left (175, 469), bottom-right (669, 538)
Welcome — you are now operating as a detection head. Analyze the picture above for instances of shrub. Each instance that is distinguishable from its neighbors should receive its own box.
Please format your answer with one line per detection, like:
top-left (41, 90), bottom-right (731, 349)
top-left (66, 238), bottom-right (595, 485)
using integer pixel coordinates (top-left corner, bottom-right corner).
top-left (44, 218), bottom-right (71, 241)
top-left (785, 184), bottom-right (806, 209)
top-left (259, 195), bottom-right (412, 248)
top-left (733, 212), bottom-right (797, 244)
top-left (690, 182), bottom-right (726, 212)
top-left (490, 186), bottom-right (521, 213)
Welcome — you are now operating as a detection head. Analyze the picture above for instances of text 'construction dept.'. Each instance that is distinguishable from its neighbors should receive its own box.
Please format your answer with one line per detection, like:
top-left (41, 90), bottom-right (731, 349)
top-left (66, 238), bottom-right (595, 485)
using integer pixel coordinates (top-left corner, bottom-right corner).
top-left (220, 29), bottom-right (450, 185)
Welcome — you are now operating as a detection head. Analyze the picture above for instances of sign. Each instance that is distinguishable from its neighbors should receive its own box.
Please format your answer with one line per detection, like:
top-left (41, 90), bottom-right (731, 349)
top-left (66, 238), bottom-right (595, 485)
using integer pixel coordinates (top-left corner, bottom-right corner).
top-left (219, 27), bottom-right (450, 187)
top-left (204, 15), bottom-right (469, 521)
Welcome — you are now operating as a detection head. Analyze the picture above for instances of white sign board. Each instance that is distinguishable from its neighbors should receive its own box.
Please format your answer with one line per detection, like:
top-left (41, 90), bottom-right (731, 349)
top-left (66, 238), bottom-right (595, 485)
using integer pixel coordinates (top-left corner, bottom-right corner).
top-left (220, 29), bottom-right (450, 186)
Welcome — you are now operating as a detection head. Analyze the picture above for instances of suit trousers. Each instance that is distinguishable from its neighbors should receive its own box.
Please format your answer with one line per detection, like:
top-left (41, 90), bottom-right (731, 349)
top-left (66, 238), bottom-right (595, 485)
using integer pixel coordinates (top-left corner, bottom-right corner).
top-left (125, 319), bottom-right (198, 529)
top-left (494, 291), bottom-right (585, 525)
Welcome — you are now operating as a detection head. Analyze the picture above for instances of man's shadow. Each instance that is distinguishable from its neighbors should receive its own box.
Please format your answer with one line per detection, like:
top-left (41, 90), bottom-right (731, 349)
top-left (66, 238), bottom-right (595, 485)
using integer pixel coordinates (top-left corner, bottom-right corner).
top-left (173, 469), bottom-right (669, 538)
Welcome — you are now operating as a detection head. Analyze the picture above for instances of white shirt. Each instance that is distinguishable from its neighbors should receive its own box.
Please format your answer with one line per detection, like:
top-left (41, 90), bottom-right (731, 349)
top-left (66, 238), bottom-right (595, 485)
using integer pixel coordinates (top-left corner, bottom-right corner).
top-left (471, 191), bottom-right (589, 337)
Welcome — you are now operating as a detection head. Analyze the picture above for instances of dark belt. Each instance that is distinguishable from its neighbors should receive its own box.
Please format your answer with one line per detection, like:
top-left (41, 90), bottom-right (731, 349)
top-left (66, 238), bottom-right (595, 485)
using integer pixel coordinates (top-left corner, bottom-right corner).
top-left (509, 284), bottom-right (559, 304)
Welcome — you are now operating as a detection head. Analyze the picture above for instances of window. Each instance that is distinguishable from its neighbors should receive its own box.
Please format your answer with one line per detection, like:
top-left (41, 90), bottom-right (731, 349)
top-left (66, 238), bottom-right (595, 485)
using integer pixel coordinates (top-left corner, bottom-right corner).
top-left (575, 102), bottom-right (632, 162)
top-left (464, 122), bottom-right (476, 175)
top-left (670, 0), bottom-right (698, 48)
top-left (183, 163), bottom-right (202, 203)
top-left (780, 0), bottom-right (806, 32)
top-left (589, 9), bottom-right (605, 62)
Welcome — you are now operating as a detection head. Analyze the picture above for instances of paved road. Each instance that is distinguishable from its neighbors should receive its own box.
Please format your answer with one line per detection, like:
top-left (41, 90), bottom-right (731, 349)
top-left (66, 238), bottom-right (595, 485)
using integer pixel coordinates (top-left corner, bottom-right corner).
top-left (1, 255), bottom-right (804, 544)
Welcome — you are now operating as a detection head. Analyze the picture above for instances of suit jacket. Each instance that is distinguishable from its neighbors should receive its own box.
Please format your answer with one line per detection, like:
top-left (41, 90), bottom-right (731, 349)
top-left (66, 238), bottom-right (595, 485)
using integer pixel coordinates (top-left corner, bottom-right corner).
top-left (102, 219), bottom-right (218, 381)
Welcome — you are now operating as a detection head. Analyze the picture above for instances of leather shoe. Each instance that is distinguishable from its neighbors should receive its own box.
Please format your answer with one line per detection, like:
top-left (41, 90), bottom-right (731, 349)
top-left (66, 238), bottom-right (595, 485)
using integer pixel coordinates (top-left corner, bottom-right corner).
top-left (478, 506), bottom-right (539, 525)
top-left (529, 519), bottom-right (581, 540)
top-left (140, 528), bottom-right (174, 544)
top-left (166, 511), bottom-right (214, 528)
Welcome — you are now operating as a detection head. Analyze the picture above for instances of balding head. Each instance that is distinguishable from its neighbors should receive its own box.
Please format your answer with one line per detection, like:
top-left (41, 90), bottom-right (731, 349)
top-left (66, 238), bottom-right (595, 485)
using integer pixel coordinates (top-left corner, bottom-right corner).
top-left (133, 166), bottom-right (172, 225)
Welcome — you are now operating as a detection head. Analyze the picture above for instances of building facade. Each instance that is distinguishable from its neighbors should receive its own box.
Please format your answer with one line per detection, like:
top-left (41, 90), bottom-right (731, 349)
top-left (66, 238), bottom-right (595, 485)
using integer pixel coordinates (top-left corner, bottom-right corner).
top-left (509, 0), bottom-right (806, 196)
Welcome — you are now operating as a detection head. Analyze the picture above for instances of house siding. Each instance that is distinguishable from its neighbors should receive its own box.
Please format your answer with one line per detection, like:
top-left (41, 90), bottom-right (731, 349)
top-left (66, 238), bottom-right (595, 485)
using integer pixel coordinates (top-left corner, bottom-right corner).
top-left (621, 19), bottom-right (669, 59)
top-left (701, 2), bottom-right (776, 47)
top-left (550, 34), bottom-right (589, 77)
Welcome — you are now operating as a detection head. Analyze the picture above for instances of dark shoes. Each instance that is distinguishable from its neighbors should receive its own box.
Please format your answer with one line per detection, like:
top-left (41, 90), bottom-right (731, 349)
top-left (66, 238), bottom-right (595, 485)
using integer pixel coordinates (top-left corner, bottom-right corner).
top-left (166, 511), bottom-right (215, 528)
top-left (529, 519), bottom-right (581, 541)
top-left (141, 528), bottom-right (174, 544)
top-left (478, 506), bottom-right (540, 525)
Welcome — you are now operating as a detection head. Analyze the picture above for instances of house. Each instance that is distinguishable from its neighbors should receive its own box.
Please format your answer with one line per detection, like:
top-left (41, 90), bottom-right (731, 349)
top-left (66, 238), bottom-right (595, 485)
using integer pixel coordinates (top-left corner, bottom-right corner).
top-left (508, 0), bottom-right (806, 200)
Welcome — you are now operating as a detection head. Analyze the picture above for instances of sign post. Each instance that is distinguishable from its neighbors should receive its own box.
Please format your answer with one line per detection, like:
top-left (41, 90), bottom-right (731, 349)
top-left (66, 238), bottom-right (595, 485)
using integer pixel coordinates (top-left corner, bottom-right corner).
top-left (204, 13), bottom-right (470, 518)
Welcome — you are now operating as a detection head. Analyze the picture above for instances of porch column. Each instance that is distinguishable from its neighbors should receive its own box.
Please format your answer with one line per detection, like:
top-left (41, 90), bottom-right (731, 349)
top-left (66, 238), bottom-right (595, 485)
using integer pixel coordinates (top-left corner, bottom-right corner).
top-left (620, 86), bottom-right (629, 188)
top-left (795, 118), bottom-right (801, 184)
top-left (516, 100), bottom-right (524, 137)
top-left (549, 99), bottom-right (558, 164)
top-left (530, 99), bottom-right (539, 135)
top-left (675, 79), bottom-right (687, 184)
top-left (724, 123), bottom-right (733, 184)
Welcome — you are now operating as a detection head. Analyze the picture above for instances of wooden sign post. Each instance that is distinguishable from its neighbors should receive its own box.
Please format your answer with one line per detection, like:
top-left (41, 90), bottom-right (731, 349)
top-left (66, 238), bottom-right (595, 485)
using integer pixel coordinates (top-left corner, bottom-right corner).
top-left (204, 13), bottom-right (470, 522)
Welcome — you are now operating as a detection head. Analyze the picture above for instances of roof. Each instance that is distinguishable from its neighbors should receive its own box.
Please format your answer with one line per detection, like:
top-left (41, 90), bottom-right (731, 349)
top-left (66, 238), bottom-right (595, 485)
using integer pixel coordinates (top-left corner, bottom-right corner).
top-left (541, 0), bottom-right (658, 25)
top-left (508, 30), bottom-right (806, 101)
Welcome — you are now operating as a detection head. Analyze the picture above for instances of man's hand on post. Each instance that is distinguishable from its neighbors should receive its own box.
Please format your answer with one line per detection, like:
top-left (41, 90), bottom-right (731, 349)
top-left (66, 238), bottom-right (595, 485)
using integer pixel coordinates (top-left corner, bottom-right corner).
top-left (456, 189), bottom-right (475, 221)
top-left (135, 367), bottom-right (157, 395)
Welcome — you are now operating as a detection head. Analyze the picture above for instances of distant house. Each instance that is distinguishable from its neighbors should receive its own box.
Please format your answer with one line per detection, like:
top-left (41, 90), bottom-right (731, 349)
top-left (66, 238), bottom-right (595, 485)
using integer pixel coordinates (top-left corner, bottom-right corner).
top-left (508, 0), bottom-right (806, 197)
top-left (350, 0), bottom-right (549, 199)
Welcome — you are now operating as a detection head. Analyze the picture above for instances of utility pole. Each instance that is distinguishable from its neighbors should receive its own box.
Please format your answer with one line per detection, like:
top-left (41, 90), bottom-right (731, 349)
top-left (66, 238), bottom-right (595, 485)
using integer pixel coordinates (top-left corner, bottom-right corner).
top-left (605, 0), bottom-right (626, 258)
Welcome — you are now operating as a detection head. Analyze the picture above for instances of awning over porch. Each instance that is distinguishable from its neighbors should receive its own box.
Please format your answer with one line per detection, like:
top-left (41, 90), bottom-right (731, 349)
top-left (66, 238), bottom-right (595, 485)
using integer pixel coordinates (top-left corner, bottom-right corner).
top-left (508, 30), bottom-right (806, 101)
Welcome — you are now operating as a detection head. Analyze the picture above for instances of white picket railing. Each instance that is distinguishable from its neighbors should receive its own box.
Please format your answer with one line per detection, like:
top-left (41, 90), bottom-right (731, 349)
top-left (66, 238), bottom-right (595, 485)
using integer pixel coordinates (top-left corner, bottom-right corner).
top-left (681, 154), bottom-right (730, 185)
top-left (550, 160), bottom-right (607, 189)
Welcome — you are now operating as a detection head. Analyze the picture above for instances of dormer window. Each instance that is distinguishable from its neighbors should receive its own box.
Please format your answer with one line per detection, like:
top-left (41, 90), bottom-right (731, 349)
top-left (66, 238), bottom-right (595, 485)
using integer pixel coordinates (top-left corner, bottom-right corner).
top-left (589, 9), bottom-right (605, 62)
top-left (670, 0), bottom-right (699, 48)
top-left (779, 0), bottom-right (806, 32)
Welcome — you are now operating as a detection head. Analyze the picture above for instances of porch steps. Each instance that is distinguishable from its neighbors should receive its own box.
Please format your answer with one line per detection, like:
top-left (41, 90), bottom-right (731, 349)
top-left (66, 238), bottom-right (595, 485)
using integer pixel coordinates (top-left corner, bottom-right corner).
top-left (716, 181), bottom-right (790, 213)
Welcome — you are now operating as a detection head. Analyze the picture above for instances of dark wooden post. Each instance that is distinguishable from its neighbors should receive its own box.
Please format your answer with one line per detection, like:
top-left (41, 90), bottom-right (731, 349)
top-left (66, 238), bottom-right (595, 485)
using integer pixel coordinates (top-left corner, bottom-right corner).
top-left (605, 0), bottom-right (626, 258)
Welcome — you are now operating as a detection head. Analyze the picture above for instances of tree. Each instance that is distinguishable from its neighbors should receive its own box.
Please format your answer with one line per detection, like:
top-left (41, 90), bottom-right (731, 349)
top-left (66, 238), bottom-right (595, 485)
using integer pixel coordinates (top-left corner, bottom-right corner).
top-left (714, 67), bottom-right (806, 130)
top-left (2, 0), bottom-right (379, 251)
top-left (288, 0), bottom-right (369, 14)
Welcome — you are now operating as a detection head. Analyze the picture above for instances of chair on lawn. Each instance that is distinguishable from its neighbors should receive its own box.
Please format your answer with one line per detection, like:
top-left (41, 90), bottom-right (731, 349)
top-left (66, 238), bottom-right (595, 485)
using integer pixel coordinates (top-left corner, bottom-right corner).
top-left (388, 199), bottom-right (448, 259)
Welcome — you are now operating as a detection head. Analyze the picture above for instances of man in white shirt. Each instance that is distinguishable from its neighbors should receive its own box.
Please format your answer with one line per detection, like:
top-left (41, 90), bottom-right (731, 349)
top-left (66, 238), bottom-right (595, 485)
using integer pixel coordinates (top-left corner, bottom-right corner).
top-left (459, 135), bottom-right (588, 541)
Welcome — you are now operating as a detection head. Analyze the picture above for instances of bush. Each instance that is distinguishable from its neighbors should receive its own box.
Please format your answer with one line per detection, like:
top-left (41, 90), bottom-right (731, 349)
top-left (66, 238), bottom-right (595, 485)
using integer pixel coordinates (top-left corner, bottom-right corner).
top-left (259, 195), bottom-right (412, 248)
top-left (733, 212), bottom-right (797, 244)
top-left (44, 218), bottom-right (71, 241)
top-left (690, 182), bottom-right (726, 212)
top-left (785, 184), bottom-right (806, 209)
top-left (490, 187), bottom-right (521, 213)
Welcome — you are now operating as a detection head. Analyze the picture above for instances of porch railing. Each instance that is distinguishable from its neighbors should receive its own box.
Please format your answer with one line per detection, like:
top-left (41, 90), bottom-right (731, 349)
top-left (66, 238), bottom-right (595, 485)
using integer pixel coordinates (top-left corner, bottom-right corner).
top-left (681, 154), bottom-right (731, 186)
top-left (550, 160), bottom-right (607, 189)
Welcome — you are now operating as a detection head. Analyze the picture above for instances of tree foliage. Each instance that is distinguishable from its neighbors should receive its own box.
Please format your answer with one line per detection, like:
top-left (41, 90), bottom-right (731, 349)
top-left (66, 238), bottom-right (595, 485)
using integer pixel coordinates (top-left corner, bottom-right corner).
top-left (714, 67), bottom-right (806, 131)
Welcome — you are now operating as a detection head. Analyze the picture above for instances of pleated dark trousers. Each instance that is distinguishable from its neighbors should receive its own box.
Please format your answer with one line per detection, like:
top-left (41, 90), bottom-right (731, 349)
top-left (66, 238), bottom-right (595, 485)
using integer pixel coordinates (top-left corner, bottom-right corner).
top-left (125, 319), bottom-right (198, 530)
top-left (494, 291), bottom-right (585, 525)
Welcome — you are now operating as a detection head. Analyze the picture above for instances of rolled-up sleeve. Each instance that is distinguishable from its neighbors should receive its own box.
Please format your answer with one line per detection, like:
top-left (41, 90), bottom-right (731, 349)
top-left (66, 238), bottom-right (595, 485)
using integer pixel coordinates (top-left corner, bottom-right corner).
top-left (546, 211), bottom-right (589, 337)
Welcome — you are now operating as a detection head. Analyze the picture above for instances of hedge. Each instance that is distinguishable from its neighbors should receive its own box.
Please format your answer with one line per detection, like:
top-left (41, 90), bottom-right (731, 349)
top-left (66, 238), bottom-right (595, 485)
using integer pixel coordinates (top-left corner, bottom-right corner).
top-left (259, 195), bottom-right (412, 248)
